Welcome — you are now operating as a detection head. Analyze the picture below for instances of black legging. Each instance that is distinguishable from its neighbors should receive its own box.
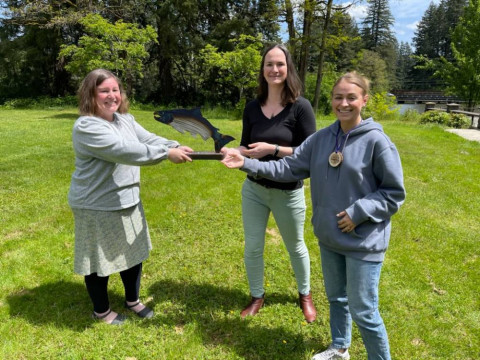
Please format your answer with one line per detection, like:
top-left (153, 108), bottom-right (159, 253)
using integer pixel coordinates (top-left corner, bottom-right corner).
top-left (84, 263), bottom-right (143, 313)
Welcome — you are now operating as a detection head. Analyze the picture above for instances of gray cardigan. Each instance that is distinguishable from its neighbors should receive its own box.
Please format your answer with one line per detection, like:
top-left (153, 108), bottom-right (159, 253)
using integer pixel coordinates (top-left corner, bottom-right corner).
top-left (68, 113), bottom-right (179, 211)
top-left (241, 118), bottom-right (406, 262)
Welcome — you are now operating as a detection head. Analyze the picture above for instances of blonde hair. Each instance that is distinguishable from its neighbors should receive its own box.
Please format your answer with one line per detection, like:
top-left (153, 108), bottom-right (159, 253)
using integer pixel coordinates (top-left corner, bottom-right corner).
top-left (332, 71), bottom-right (370, 96)
top-left (78, 69), bottom-right (129, 116)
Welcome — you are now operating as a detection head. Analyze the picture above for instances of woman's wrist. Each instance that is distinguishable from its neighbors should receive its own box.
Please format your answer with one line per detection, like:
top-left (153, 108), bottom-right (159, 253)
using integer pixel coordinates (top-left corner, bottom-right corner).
top-left (273, 144), bottom-right (280, 157)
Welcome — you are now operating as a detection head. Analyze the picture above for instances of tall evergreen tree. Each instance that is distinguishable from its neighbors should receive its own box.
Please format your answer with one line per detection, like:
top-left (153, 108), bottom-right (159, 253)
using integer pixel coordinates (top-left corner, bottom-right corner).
top-left (395, 41), bottom-right (414, 88)
top-left (412, 0), bottom-right (467, 89)
top-left (443, 0), bottom-right (468, 59)
top-left (417, 0), bottom-right (480, 110)
top-left (413, 0), bottom-right (467, 59)
top-left (360, 0), bottom-right (397, 90)
top-left (360, 0), bottom-right (395, 49)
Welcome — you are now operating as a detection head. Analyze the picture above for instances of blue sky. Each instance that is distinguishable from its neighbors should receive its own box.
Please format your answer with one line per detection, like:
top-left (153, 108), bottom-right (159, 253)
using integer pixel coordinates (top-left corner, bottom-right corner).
top-left (345, 0), bottom-right (441, 46)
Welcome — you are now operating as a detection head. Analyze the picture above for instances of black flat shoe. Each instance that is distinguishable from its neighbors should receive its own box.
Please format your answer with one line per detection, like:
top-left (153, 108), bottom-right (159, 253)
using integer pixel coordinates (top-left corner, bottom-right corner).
top-left (124, 301), bottom-right (154, 319)
top-left (92, 309), bottom-right (127, 325)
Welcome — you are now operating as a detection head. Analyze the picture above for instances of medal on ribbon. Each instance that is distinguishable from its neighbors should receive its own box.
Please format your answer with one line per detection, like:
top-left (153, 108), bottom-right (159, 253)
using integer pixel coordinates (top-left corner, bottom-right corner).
top-left (328, 151), bottom-right (343, 167)
top-left (329, 124), bottom-right (355, 168)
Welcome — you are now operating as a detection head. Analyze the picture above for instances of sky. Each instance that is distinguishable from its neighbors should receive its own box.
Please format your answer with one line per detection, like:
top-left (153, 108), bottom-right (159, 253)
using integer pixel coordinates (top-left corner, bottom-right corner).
top-left (345, 0), bottom-right (441, 46)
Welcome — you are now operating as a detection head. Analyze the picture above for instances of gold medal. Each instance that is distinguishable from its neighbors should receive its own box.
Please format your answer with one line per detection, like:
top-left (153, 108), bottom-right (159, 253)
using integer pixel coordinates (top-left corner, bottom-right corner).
top-left (328, 152), bottom-right (343, 167)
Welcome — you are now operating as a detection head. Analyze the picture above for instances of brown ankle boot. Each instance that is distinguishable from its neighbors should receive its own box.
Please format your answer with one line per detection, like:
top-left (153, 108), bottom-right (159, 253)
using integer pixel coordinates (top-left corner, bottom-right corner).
top-left (299, 292), bottom-right (316, 323)
top-left (240, 295), bottom-right (265, 318)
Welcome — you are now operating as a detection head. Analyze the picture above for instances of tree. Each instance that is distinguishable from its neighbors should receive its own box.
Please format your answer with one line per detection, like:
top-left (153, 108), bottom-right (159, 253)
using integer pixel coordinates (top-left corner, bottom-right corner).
top-left (58, 14), bottom-right (157, 95)
top-left (312, 0), bottom-right (334, 112)
top-left (361, 0), bottom-right (395, 50)
top-left (199, 34), bottom-right (263, 106)
top-left (353, 49), bottom-right (389, 93)
top-left (414, 2), bottom-right (446, 58)
top-left (297, 0), bottom-right (315, 86)
top-left (416, 0), bottom-right (480, 110)
top-left (360, 0), bottom-right (397, 91)
top-left (413, 0), bottom-right (467, 59)
top-left (396, 41), bottom-right (415, 89)
top-left (327, 11), bottom-right (363, 73)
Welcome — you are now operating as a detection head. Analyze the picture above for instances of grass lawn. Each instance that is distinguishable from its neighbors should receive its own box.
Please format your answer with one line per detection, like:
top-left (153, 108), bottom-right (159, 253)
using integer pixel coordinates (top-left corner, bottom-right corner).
top-left (0, 107), bottom-right (479, 359)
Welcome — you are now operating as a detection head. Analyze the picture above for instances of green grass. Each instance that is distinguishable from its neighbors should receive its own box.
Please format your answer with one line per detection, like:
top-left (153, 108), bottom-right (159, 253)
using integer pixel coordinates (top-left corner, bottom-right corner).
top-left (0, 108), bottom-right (479, 359)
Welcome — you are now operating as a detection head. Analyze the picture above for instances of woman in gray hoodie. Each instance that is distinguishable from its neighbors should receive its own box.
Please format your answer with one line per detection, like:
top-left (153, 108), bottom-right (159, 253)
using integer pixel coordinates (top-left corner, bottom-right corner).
top-left (222, 72), bottom-right (405, 360)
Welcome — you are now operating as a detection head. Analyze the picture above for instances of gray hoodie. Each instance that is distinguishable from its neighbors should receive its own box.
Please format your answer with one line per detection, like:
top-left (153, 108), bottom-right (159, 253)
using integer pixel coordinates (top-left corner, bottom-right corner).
top-left (68, 113), bottom-right (179, 211)
top-left (241, 118), bottom-right (405, 261)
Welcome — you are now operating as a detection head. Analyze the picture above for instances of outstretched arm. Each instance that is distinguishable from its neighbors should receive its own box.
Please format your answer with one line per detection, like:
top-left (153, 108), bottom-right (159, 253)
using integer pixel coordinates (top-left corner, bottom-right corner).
top-left (168, 146), bottom-right (194, 163)
top-left (221, 147), bottom-right (245, 168)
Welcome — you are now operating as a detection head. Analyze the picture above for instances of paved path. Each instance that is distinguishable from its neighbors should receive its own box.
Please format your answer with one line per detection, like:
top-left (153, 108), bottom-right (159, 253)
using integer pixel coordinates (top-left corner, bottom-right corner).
top-left (446, 129), bottom-right (480, 143)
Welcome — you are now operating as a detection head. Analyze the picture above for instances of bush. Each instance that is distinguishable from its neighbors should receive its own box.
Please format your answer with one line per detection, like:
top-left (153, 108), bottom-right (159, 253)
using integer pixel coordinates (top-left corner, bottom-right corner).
top-left (419, 111), bottom-right (450, 125)
top-left (1, 96), bottom-right (77, 109)
top-left (400, 108), bottom-right (421, 123)
top-left (419, 111), bottom-right (470, 128)
top-left (363, 92), bottom-right (400, 121)
top-left (447, 113), bottom-right (470, 128)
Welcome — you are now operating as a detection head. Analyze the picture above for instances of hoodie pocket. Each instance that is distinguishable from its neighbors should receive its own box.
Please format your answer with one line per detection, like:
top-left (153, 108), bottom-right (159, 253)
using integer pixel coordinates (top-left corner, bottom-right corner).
top-left (312, 205), bottom-right (388, 253)
top-left (351, 220), bottom-right (387, 252)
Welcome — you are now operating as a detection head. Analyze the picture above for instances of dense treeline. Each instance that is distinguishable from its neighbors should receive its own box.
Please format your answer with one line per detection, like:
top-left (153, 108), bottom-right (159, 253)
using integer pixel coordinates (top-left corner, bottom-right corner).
top-left (0, 0), bottom-right (471, 110)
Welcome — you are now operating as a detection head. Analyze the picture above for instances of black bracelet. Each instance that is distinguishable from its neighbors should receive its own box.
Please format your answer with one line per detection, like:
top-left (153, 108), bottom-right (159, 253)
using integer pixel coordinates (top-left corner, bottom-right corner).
top-left (273, 144), bottom-right (280, 157)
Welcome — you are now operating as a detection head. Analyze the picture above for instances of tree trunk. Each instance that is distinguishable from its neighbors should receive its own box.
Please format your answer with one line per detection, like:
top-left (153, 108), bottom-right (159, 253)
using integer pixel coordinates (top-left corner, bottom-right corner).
top-left (285, 0), bottom-right (296, 42)
top-left (313, 0), bottom-right (334, 113)
top-left (298, 0), bottom-right (313, 87)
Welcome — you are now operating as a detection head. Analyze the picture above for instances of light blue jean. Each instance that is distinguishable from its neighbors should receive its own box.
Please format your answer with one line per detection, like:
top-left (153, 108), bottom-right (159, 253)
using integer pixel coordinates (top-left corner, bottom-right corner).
top-left (320, 246), bottom-right (391, 360)
top-left (241, 179), bottom-right (310, 298)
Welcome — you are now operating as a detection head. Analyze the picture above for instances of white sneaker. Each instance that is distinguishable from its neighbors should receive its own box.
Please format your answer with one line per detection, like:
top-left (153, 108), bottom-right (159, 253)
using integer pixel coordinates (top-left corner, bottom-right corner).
top-left (311, 345), bottom-right (350, 360)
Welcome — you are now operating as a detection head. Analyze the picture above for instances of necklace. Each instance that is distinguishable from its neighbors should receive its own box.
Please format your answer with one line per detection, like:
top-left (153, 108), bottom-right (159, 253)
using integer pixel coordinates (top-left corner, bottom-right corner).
top-left (328, 121), bottom-right (361, 167)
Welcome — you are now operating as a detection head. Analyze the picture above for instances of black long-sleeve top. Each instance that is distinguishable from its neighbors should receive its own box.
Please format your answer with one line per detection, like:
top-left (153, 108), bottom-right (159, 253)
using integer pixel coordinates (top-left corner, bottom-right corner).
top-left (240, 96), bottom-right (316, 190)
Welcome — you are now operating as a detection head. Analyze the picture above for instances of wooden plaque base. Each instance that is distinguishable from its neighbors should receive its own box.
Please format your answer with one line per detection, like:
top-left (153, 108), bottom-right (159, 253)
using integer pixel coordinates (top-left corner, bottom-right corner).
top-left (187, 151), bottom-right (224, 160)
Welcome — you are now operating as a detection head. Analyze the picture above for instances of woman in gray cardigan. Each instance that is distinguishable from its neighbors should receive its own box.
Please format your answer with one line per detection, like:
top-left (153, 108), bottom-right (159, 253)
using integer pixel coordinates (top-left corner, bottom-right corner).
top-left (68, 69), bottom-right (193, 325)
top-left (222, 72), bottom-right (405, 360)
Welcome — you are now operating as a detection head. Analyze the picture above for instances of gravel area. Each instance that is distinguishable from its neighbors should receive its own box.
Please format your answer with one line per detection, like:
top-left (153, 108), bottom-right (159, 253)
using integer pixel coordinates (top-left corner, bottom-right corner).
top-left (446, 129), bottom-right (480, 142)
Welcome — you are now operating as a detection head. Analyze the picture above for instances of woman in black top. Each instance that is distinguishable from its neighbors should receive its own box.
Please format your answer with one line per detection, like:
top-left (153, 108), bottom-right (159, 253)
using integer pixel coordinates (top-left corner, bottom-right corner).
top-left (225, 44), bottom-right (317, 321)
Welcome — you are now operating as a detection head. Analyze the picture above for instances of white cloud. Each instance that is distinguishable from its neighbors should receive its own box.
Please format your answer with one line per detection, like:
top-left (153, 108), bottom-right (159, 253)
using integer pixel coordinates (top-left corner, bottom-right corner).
top-left (390, 0), bottom-right (441, 21)
top-left (406, 21), bottom-right (419, 31)
top-left (345, 2), bottom-right (368, 21)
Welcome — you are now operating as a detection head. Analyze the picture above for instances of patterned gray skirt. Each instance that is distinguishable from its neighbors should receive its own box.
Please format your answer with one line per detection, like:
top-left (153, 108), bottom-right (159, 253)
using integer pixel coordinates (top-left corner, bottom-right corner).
top-left (72, 202), bottom-right (152, 277)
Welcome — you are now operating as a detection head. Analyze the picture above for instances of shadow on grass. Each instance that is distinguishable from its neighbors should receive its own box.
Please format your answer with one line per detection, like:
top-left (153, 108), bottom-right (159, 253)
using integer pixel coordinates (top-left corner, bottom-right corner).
top-left (6, 280), bottom-right (124, 332)
top-left (148, 279), bottom-right (319, 359)
top-left (44, 113), bottom-right (78, 121)
top-left (6, 279), bottom-right (320, 358)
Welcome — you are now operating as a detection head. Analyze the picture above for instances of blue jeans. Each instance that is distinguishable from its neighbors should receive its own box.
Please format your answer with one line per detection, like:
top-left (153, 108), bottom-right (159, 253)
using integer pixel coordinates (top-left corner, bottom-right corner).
top-left (320, 246), bottom-right (390, 360)
top-left (242, 179), bottom-right (310, 298)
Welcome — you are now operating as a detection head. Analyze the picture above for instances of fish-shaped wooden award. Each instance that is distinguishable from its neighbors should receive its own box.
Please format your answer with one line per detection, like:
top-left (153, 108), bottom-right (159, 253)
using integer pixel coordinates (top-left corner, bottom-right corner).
top-left (154, 108), bottom-right (235, 159)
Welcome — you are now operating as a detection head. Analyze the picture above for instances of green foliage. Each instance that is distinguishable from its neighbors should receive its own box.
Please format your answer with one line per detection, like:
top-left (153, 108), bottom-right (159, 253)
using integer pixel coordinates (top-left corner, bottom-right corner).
top-left (400, 108), bottom-right (422, 122)
top-left (0, 96), bottom-right (78, 109)
top-left (304, 63), bottom-right (339, 115)
top-left (59, 14), bottom-right (157, 91)
top-left (199, 34), bottom-right (263, 106)
top-left (363, 92), bottom-right (400, 120)
top-left (414, 0), bottom-right (480, 110)
top-left (419, 111), bottom-right (470, 128)
top-left (448, 113), bottom-right (471, 128)
top-left (361, 0), bottom-right (395, 49)
top-left (413, 0), bottom-right (467, 60)
top-left (419, 111), bottom-right (451, 125)
top-left (352, 50), bottom-right (390, 93)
